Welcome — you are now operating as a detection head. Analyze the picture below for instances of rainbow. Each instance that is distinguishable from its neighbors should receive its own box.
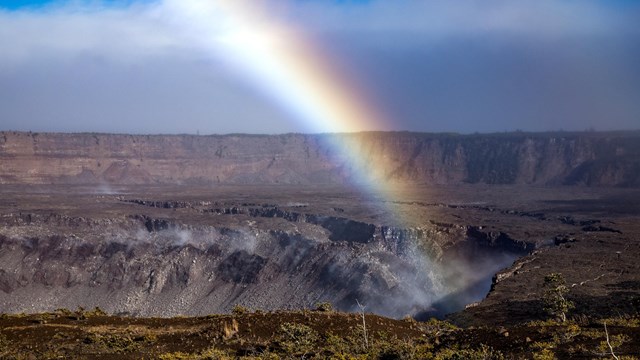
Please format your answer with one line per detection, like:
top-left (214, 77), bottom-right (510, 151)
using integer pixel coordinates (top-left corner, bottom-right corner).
top-left (164, 4), bottom-right (452, 312)
top-left (164, 0), bottom-right (410, 214)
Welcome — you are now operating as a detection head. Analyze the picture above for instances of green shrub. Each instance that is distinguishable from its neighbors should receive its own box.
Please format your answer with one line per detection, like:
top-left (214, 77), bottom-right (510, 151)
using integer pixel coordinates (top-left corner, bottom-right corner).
top-left (542, 273), bottom-right (574, 323)
top-left (83, 331), bottom-right (147, 353)
top-left (54, 308), bottom-right (74, 318)
top-left (232, 304), bottom-right (249, 316)
top-left (0, 333), bottom-right (9, 354)
top-left (374, 339), bottom-right (428, 360)
top-left (599, 316), bottom-right (640, 328)
top-left (315, 302), bottom-right (333, 312)
top-left (434, 344), bottom-right (504, 360)
top-left (85, 307), bottom-right (107, 317)
top-left (597, 334), bottom-right (631, 355)
top-left (31, 313), bottom-right (54, 324)
top-left (278, 322), bottom-right (319, 354)
top-left (199, 347), bottom-right (234, 360)
top-left (159, 352), bottom-right (194, 360)
top-left (532, 348), bottom-right (556, 360)
top-left (324, 331), bottom-right (361, 356)
top-left (159, 348), bottom-right (234, 360)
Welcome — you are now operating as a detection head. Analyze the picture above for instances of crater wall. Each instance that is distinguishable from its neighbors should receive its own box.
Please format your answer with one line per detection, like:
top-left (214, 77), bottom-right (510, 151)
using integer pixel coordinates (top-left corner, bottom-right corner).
top-left (1, 131), bottom-right (638, 186)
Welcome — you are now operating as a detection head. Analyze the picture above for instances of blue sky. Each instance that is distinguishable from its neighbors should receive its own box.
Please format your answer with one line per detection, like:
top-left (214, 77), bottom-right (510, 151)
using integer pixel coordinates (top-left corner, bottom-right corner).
top-left (0, 0), bottom-right (142, 9)
top-left (0, 0), bottom-right (374, 7)
top-left (0, 0), bottom-right (50, 8)
top-left (0, 0), bottom-right (639, 134)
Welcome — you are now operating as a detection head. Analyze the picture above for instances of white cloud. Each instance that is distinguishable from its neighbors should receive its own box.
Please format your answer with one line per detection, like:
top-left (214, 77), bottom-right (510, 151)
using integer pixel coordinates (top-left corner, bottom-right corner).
top-left (0, 0), bottom-right (638, 134)
top-left (1, 0), bottom-right (635, 67)
top-left (0, 2), bottom-right (187, 67)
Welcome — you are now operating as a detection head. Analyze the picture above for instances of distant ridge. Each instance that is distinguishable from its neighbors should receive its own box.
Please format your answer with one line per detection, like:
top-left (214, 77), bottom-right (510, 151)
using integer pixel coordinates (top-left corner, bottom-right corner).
top-left (1, 130), bottom-right (639, 186)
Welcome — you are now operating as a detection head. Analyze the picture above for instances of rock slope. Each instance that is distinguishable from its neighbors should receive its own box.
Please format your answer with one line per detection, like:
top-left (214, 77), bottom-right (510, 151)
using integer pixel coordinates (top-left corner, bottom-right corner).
top-left (0, 190), bottom-right (533, 318)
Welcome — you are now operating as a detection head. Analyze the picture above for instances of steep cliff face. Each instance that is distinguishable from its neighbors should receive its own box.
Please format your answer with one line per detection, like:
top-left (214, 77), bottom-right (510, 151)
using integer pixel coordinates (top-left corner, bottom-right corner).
top-left (1, 131), bottom-right (639, 186)
top-left (0, 203), bottom-right (527, 318)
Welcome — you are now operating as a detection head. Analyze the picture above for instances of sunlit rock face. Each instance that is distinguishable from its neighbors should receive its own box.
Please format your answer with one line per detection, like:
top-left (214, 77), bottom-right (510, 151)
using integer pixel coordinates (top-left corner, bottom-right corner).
top-left (1, 131), bottom-right (638, 186)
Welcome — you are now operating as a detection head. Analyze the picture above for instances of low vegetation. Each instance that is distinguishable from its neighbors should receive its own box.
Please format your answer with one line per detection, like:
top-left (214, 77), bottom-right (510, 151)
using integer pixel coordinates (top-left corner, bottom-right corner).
top-left (0, 306), bottom-right (638, 359)
top-left (542, 273), bottom-right (574, 323)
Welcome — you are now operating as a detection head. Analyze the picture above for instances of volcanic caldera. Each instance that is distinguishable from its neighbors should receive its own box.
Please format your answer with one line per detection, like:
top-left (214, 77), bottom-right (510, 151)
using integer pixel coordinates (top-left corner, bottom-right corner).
top-left (0, 131), bottom-right (639, 325)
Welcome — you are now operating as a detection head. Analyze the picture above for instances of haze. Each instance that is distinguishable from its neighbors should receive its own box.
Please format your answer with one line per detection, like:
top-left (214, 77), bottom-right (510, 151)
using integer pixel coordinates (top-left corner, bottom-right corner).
top-left (1, 0), bottom-right (639, 134)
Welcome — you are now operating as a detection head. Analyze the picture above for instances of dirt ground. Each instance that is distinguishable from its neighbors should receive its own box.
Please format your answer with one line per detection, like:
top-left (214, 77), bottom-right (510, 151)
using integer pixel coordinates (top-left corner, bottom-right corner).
top-left (0, 309), bottom-right (638, 359)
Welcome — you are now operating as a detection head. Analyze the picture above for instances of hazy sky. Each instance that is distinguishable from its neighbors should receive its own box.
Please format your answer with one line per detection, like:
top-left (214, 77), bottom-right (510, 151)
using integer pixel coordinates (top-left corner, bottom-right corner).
top-left (1, 0), bottom-right (639, 134)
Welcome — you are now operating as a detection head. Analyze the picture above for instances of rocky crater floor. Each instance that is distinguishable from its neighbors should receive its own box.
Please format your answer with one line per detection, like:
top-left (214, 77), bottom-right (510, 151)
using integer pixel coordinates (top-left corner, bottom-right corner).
top-left (0, 184), bottom-right (638, 325)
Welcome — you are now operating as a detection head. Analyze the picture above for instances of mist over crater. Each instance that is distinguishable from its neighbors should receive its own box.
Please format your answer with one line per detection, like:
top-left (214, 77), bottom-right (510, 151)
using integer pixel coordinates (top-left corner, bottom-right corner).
top-left (0, 189), bottom-right (534, 318)
top-left (0, 131), bottom-right (638, 320)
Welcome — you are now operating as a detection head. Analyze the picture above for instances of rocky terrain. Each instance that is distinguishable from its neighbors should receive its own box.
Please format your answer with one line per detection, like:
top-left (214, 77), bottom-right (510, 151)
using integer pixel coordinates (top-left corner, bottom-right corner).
top-left (0, 183), bottom-right (638, 326)
top-left (0, 185), bottom-right (529, 319)
top-left (1, 131), bottom-right (639, 186)
top-left (0, 131), bottom-right (639, 330)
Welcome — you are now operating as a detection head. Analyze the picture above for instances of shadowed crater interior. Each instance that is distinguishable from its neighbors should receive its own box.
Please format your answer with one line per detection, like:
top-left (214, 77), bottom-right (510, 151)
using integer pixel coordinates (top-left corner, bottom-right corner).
top-left (217, 250), bottom-right (267, 284)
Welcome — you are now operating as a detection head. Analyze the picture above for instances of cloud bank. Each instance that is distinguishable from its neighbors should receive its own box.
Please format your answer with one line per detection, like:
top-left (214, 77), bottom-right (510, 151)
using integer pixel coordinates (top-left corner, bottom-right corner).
top-left (0, 0), bottom-right (638, 134)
